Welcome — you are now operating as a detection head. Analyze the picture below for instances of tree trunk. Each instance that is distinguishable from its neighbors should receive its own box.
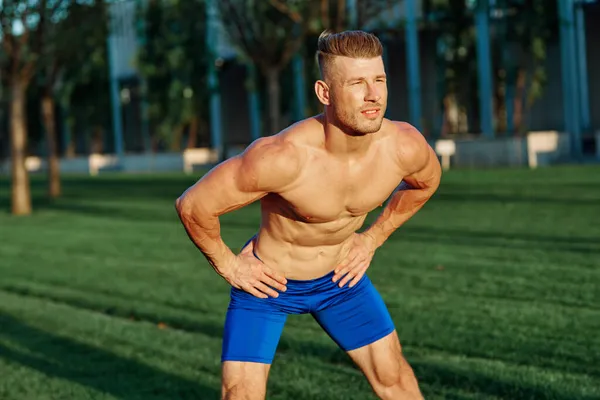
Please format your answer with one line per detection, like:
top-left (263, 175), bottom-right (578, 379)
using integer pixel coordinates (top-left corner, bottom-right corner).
top-left (513, 67), bottom-right (527, 134)
top-left (186, 116), bottom-right (199, 149)
top-left (42, 92), bottom-right (61, 198)
top-left (321, 0), bottom-right (330, 29)
top-left (10, 79), bottom-right (32, 215)
top-left (170, 124), bottom-right (184, 151)
top-left (265, 68), bottom-right (281, 135)
top-left (91, 126), bottom-right (105, 154)
top-left (336, 0), bottom-right (346, 31)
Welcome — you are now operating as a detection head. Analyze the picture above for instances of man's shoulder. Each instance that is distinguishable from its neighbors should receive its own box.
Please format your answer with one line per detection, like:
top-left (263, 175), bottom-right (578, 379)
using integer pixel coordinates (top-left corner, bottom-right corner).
top-left (386, 120), bottom-right (426, 143)
top-left (238, 119), bottom-right (319, 187)
top-left (241, 135), bottom-right (302, 173)
top-left (382, 120), bottom-right (428, 151)
top-left (384, 120), bottom-right (434, 171)
top-left (244, 119), bottom-right (319, 161)
top-left (279, 116), bottom-right (325, 148)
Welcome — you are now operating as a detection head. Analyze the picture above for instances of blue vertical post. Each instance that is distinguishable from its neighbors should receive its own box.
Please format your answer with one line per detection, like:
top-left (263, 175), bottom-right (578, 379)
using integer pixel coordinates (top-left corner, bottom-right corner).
top-left (558, 0), bottom-right (582, 158)
top-left (107, 5), bottom-right (124, 158)
top-left (247, 63), bottom-right (261, 142)
top-left (575, 2), bottom-right (590, 133)
top-left (567, 0), bottom-right (581, 155)
top-left (347, 0), bottom-right (357, 29)
top-left (405, 0), bottom-right (422, 131)
top-left (292, 54), bottom-right (306, 122)
top-left (136, 0), bottom-right (151, 153)
top-left (499, 0), bottom-right (514, 134)
top-left (382, 34), bottom-right (390, 118)
top-left (206, 0), bottom-right (223, 159)
top-left (474, 0), bottom-right (494, 138)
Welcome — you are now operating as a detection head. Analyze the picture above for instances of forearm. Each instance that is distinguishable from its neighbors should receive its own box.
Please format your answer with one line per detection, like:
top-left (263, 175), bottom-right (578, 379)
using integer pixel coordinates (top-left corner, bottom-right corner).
top-left (175, 198), bottom-right (235, 276)
top-left (364, 183), bottom-right (433, 249)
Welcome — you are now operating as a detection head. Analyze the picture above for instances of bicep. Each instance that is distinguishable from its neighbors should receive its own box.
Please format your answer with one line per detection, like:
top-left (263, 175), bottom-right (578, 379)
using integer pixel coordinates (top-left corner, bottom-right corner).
top-left (396, 127), bottom-right (441, 193)
top-left (179, 155), bottom-right (267, 218)
top-left (178, 139), bottom-right (301, 217)
top-left (402, 145), bottom-right (441, 191)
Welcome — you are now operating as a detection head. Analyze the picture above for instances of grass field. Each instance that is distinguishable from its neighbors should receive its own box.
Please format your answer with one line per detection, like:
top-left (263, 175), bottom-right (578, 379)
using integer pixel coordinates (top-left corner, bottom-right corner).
top-left (1, 165), bottom-right (600, 400)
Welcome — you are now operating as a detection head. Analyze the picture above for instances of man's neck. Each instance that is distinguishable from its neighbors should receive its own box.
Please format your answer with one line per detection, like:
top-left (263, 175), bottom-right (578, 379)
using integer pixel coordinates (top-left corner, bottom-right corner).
top-left (320, 114), bottom-right (374, 158)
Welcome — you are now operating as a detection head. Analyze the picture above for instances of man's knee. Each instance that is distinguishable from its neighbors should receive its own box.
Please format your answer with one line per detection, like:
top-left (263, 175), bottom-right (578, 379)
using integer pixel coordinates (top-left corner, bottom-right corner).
top-left (372, 378), bottom-right (423, 400)
top-left (221, 361), bottom-right (270, 400)
top-left (222, 376), bottom-right (267, 400)
top-left (370, 357), bottom-right (423, 400)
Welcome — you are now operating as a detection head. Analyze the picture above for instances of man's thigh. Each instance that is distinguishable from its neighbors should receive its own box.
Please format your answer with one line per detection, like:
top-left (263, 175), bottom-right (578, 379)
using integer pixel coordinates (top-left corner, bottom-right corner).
top-left (222, 306), bottom-right (287, 364)
top-left (312, 274), bottom-right (395, 352)
top-left (312, 277), bottom-right (422, 398)
top-left (221, 288), bottom-right (287, 399)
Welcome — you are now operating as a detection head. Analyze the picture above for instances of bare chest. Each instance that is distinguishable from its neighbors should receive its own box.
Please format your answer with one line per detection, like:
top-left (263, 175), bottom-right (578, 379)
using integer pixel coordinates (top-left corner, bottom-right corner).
top-left (277, 155), bottom-right (403, 222)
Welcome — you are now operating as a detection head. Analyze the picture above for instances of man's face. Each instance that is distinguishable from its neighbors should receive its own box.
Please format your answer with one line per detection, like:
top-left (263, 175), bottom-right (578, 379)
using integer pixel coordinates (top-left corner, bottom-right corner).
top-left (327, 56), bottom-right (388, 135)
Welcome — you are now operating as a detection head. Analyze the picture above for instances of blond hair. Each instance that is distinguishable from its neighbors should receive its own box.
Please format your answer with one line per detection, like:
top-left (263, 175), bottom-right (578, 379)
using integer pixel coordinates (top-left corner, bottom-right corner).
top-left (316, 30), bottom-right (383, 80)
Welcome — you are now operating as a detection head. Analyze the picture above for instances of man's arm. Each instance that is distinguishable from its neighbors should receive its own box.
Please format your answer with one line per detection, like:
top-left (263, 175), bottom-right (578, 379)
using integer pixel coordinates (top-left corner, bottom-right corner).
top-left (175, 138), bottom-right (301, 277)
top-left (363, 124), bottom-right (441, 249)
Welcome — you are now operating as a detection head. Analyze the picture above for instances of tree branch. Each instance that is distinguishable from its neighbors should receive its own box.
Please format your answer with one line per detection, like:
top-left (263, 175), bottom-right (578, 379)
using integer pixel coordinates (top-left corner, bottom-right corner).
top-left (220, 0), bottom-right (263, 65)
top-left (269, 0), bottom-right (303, 23)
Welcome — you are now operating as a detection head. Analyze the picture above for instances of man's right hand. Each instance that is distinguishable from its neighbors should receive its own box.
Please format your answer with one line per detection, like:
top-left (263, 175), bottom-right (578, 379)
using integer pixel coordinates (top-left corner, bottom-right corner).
top-left (221, 242), bottom-right (287, 299)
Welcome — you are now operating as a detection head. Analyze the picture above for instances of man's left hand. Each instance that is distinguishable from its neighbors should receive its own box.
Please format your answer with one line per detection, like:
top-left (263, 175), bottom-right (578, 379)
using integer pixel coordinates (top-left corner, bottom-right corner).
top-left (332, 232), bottom-right (377, 288)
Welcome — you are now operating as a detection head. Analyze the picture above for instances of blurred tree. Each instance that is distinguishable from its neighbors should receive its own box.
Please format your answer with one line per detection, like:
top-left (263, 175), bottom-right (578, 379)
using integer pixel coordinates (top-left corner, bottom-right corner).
top-left (0, 0), bottom-right (109, 212)
top-left (57, 8), bottom-right (110, 158)
top-left (136, 0), bottom-right (208, 151)
top-left (494, 0), bottom-right (558, 134)
top-left (35, 1), bottom-right (108, 198)
top-left (0, 0), bottom-right (65, 214)
top-left (422, 0), bottom-right (557, 136)
top-left (219, 0), bottom-right (312, 135)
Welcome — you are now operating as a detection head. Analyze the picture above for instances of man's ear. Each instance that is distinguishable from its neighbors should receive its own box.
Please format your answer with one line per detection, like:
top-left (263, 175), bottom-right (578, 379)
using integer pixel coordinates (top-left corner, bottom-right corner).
top-left (314, 80), bottom-right (331, 106)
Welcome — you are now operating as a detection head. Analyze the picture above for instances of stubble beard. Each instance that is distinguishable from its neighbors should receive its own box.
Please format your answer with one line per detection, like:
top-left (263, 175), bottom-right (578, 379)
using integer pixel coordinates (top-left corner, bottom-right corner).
top-left (333, 104), bottom-right (385, 136)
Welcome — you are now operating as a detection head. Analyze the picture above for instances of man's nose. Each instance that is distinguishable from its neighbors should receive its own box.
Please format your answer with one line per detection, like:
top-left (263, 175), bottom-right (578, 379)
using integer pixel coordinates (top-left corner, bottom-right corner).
top-left (365, 83), bottom-right (381, 102)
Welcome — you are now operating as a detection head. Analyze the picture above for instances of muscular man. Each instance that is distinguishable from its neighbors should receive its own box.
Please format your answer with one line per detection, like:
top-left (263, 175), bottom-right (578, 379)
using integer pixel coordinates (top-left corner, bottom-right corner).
top-left (176, 30), bottom-right (441, 400)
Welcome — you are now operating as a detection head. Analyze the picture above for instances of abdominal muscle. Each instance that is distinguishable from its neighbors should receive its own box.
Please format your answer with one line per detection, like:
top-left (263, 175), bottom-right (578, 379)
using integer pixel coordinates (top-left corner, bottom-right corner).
top-left (251, 206), bottom-right (369, 280)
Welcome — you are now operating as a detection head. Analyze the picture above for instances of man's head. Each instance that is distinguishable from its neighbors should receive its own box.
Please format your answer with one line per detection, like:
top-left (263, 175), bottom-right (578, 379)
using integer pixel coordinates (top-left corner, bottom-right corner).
top-left (314, 30), bottom-right (387, 135)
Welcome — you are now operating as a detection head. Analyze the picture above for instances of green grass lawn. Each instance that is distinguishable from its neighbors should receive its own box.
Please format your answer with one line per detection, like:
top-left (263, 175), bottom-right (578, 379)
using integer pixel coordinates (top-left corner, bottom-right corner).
top-left (1, 165), bottom-right (599, 400)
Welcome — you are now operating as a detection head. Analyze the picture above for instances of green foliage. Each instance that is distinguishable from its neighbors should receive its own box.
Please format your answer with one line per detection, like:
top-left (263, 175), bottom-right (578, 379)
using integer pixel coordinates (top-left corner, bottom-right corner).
top-left (422, 0), bottom-right (559, 134)
top-left (136, 0), bottom-right (208, 147)
top-left (0, 1), bottom-right (110, 151)
top-left (50, 2), bottom-right (111, 131)
top-left (217, 0), bottom-right (309, 72)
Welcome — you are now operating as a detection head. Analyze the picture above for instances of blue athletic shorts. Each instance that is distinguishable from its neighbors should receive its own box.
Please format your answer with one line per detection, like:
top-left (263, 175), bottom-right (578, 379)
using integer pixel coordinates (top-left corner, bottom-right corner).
top-left (221, 242), bottom-right (396, 364)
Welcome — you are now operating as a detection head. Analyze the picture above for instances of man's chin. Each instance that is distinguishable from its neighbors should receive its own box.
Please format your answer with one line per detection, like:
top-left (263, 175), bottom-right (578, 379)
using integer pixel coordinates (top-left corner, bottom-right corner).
top-left (355, 120), bottom-right (383, 135)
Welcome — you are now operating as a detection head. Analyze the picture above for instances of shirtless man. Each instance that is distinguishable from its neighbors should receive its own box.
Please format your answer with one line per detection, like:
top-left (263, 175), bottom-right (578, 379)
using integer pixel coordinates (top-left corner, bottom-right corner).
top-left (175, 30), bottom-right (441, 400)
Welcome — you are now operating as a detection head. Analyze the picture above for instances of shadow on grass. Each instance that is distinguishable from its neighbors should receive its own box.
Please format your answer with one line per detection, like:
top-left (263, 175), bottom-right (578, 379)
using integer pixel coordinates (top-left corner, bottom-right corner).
top-left (0, 286), bottom-right (226, 342)
top-left (411, 360), bottom-right (598, 400)
top-left (1, 295), bottom-right (595, 400)
top-left (390, 226), bottom-right (600, 255)
top-left (434, 191), bottom-right (600, 206)
top-left (30, 200), bottom-right (181, 223)
top-left (5, 280), bottom-right (599, 381)
top-left (0, 281), bottom-right (219, 320)
top-left (0, 174), bottom-right (193, 215)
top-left (0, 313), bottom-right (220, 400)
